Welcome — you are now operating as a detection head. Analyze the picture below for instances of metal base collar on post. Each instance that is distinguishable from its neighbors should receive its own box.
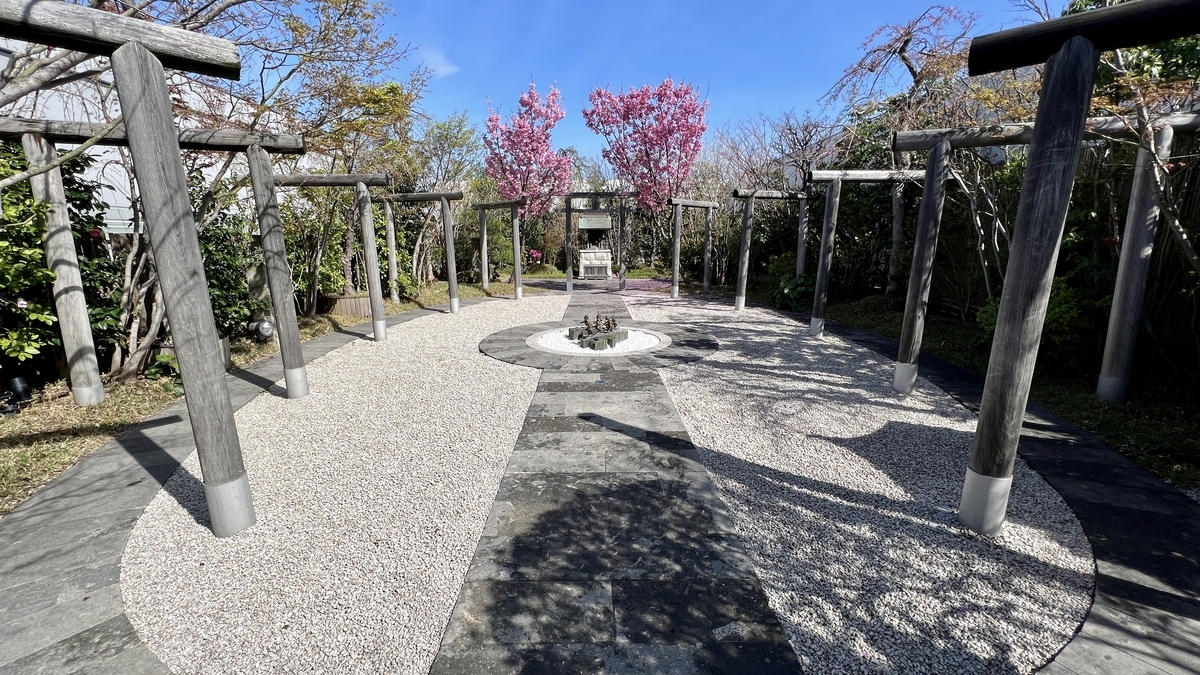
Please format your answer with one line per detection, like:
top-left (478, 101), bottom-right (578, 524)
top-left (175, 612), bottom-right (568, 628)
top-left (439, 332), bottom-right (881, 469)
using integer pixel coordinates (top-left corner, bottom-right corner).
top-left (893, 363), bottom-right (918, 395)
top-left (734, 296), bottom-right (745, 312)
top-left (284, 367), bottom-right (310, 399)
top-left (671, 287), bottom-right (679, 299)
top-left (1095, 375), bottom-right (1127, 404)
top-left (809, 317), bottom-right (825, 337)
top-left (958, 468), bottom-right (1012, 536)
top-left (450, 298), bottom-right (460, 314)
top-left (70, 382), bottom-right (105, 406)
top-left (515, 287), bottom-right (523, 300)
top-left (204, 472), bottom-right (257, 538)
top-left (372, 320), bottom-right (388, 342)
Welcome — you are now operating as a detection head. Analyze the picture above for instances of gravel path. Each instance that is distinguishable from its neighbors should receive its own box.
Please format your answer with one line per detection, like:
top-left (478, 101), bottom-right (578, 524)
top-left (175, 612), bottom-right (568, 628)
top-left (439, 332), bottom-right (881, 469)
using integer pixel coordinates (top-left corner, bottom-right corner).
top-left (121, 296), bottom-right (570, 675)
top-left (625, 294), bottom-right (1094, 674)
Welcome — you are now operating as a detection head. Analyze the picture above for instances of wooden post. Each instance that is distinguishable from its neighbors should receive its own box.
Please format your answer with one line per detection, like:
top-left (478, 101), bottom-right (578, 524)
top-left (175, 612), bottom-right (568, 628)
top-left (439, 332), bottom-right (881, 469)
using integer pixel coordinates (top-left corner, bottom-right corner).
top-left (511, 206), bottom-right (523, 300)
top-left (441, 197), bottom-right (460, 313)
top-left (810, 179), bottom-right (842, 337)
top-left (671, 203), bottom-right (682, 299)
top-left (703, 206), bottom-right (714, 292)
top-left (20, 134), bottom-right (104, 406)
top-left (356, 182), bottom-right (387, 340)
top-left (565, 199), bottom-right (573, 292)
top-left (794, 198), bottom-right (808, 277)
top-left (384, 201), bottom-right (399, 303)
top-left (618, 199), bottom-right (627, 291)
top-left (1097, 125), bottom-right (1174, 403)
top-left (247, 144), bottom-right (308, 397)
top-left (110, 42), bottom-right (254, 537)
top-left (478, 207), bottom-right (489, 291)
top-left (961, 36), bottom-right (1099, 536)
top-left (886, 182), bottom-right (905, 295)
top-left (734, 197), bottom-right (754, 311)
top-left (894, 139), bottom-right (951, 394)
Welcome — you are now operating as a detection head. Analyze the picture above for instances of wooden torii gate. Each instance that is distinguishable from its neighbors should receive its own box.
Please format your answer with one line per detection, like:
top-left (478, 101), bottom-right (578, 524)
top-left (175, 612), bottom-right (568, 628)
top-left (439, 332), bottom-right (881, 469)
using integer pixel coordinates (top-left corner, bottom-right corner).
top-left (274, 174), bottom-right (391, 346)
top-left (0, 0), bottom-right (259, 536)
top-left (893, 111), bottom-right (1200, 402)
top-left (378, 192), bottom-right (464, 313)
top-left (0, 118), bottom-right (304, 405)
top-left (665, 197), bottom-right (718, 299)
top-left (953, 0), bottom-right (1200, 536)
top-left (802, 171), bottom-right (924, 336)
top-left (729, 189), bottom-right (805, 311)
top-left (474, 197), bottom-right (527, 299)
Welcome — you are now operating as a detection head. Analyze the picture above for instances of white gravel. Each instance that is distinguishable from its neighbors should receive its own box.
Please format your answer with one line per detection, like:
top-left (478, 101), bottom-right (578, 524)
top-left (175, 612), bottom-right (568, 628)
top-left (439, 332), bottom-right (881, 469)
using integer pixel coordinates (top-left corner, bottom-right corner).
top-left (120, 295), bottom-right (570, 675)
top-left (625, 294), bottom-right (1094, 674)
top-left (1187, 488), bottom-right (1200, 505)
top-left (535, 327), bottom-right (660, 354)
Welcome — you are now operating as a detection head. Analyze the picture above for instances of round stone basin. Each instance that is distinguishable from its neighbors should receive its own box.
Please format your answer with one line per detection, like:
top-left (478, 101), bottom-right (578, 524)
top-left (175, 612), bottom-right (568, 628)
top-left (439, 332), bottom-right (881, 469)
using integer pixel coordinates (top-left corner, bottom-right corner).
top-left (527, 327), bottom-right (669, 355)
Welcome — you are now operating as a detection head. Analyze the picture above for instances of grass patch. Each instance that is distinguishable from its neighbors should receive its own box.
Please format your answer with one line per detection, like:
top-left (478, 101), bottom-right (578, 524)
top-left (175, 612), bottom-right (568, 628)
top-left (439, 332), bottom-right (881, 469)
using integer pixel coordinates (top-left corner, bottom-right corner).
top-left (825, 295), bottom-right (1200, 490)
top-left (0, 283), bottom-right (533, 517)
top-left (0, 378), bottom-right (179, 516)
top-left (625, 267), bottom-right (667, 279)
top-left (509, 264), bottom-right (564, 279)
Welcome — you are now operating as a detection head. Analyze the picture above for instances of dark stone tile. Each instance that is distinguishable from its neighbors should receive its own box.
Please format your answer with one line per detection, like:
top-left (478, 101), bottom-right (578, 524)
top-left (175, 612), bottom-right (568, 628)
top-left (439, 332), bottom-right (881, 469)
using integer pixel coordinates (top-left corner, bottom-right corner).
top-left (613, 579), bottom-right (790, 645)
top-left (441, 581), bottom-right (613, 645)
top-left (429, 642), bottom-right (801, 675)
top-left (0, 612), bottom-right (164, 675)
top-left (506, 449), bottom-right (606, 473)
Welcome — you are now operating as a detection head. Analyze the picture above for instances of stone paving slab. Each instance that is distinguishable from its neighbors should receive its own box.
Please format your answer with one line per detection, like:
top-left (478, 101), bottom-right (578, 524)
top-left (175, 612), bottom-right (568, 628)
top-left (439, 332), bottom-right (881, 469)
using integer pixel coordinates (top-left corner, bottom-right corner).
top-left (432, 292), bottom-right (800, 673)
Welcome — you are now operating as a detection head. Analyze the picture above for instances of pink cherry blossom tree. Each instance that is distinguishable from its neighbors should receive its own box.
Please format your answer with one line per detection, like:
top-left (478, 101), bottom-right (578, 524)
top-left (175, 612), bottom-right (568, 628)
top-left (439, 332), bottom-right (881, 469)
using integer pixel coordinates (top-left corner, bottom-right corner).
top-left (484, 84), bottom-right (573, 223)
top-left (582, 78), bottom-right (709, 213)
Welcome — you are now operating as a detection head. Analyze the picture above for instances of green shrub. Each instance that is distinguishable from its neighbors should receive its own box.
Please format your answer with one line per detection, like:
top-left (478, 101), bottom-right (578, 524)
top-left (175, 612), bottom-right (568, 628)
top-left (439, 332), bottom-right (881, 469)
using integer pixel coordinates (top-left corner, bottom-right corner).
top-left (977, 277), bottom-right (1086, 373)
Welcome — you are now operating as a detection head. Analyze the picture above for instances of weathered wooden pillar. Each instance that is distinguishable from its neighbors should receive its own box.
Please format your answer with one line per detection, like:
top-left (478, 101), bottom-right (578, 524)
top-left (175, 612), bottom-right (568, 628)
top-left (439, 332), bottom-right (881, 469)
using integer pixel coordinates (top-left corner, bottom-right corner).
top-left (734, 197), bottom-right (754, 311)
top-left (511, 206), bottom-right (523, 300)
top-left (961, 36), bottom-right (1099, 536)
top-left (384, 200), bottom-right (399, 303)
top-left (478, 207), bottom-right (489, 291)
top-left (894, 139), bottom-right (951, 395)
top-left (111, 42), bottom-right (254, 537)
top-left (671, 203), bottom-right (682, 299)
top-left (20, 134), bottom-right (104, 406)
top-left (886, 182), bottom-right (906, 296)
top-left (1097, 126), bottom-right (1174, 403)
top-left (356, 182), bottom-right (387, 340)
top-left (795, 198), bottom-right (808, 277)
top-left (703, 206), bottom-right (713, 292)
top-left (246, 144), bottom-right (308, 397)
top-left (441, 196), bottom-right (460, 313)
top-left (565, 199), bottom-right (573, 292)
top-left (810, 178), bottom-right (842, 337)
top-left (618, 200), bottom-right (627, 291)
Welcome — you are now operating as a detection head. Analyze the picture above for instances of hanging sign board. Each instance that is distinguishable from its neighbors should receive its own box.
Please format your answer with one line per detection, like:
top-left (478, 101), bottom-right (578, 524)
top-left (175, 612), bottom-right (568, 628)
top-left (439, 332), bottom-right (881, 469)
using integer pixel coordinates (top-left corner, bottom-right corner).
top-left (577, 211), bottom-right (612, 230)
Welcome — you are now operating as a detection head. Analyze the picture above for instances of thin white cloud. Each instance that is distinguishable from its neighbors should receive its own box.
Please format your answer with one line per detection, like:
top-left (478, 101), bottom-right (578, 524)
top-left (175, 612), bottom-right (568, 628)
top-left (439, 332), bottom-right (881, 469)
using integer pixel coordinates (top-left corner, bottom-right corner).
top-left (420, 45), bottom-right (460, 79)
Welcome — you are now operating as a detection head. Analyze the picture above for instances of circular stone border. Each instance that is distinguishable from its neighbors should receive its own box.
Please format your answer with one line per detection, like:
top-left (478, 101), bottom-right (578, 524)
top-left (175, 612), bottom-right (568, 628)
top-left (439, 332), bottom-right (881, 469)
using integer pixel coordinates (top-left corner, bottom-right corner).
top-left (524, 325), bottom-right (673, 356)
top-left (480, 320), bottom-right (718, 371)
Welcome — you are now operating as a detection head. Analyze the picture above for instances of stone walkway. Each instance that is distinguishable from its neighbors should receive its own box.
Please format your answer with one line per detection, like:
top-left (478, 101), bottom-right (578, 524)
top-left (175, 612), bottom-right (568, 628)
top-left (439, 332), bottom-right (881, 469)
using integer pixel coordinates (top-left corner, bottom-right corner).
top-left (431, 292), bottom-right (802, 673)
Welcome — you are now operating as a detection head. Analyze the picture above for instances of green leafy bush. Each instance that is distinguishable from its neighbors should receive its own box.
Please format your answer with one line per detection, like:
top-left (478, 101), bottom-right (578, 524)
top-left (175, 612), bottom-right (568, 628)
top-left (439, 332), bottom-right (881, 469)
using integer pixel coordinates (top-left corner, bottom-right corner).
top-left (977, 277), bottom-right (1086, 372)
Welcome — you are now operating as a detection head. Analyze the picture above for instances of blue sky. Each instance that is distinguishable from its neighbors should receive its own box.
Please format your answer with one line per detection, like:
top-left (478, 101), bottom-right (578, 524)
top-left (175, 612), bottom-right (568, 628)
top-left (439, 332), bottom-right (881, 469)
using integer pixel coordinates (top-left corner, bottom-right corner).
top-left (384, 0), bottom-right (1035, 157)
